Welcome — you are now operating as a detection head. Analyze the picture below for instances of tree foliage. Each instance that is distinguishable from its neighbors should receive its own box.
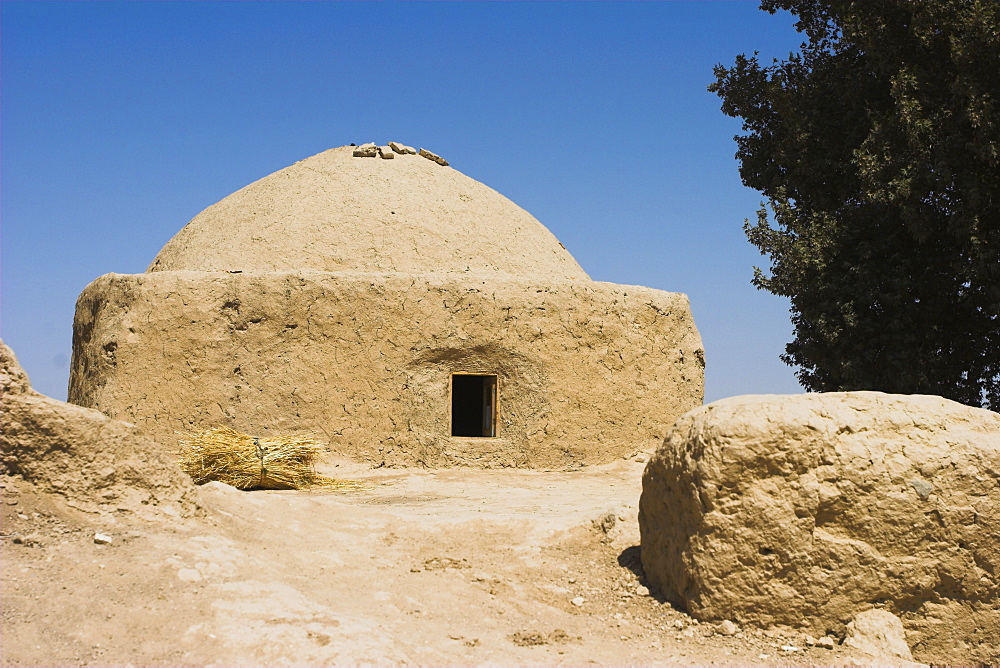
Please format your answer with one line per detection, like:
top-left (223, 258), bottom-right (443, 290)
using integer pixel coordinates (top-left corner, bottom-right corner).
top-left (711, 0), bottom-right (1000, 409)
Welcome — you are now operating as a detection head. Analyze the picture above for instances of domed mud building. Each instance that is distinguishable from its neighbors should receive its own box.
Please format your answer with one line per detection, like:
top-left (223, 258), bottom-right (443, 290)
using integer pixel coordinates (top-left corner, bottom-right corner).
top-left (69, 145), bottom-right (704, 468)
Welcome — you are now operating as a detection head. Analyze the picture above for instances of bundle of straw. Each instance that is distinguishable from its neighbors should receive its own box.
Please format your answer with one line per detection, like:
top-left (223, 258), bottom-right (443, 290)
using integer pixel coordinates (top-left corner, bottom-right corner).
top-left (177, 426), bottom-right (357, 490)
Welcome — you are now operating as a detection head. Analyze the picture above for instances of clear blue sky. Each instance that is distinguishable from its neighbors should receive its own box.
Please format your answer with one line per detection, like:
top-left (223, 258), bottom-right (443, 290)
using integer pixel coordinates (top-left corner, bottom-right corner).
top-left (1, 0), bottom-right (805, 403)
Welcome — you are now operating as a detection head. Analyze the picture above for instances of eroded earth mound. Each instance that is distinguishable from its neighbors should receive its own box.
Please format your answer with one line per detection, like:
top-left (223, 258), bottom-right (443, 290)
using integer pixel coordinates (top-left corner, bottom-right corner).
top-left (639, 391), bottom-right (1000, 664)
top-left (0, 340), bottom-right (198, 519)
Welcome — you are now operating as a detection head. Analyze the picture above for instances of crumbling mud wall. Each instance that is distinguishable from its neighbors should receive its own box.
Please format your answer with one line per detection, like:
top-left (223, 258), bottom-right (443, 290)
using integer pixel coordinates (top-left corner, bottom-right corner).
top-left (639, 392), bottom-right (1000, 664)
top-left (1, 340), bottom-right (199, 519)
top-left (70, 271), bottom-right (704, 468)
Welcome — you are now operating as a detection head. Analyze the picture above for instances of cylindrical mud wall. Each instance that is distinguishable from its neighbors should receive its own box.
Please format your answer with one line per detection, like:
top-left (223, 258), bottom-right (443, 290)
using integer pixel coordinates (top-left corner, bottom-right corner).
top-left (70, 271), bottom-right (704, 468)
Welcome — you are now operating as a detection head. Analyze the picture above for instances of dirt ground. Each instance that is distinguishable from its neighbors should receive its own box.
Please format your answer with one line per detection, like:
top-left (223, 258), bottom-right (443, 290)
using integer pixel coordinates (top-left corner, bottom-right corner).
top-left (2, 457), bottom-right (896, 666)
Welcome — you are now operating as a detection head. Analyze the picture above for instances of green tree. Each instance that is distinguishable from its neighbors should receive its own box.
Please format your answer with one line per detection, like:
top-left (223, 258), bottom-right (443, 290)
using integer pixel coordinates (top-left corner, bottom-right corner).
top-left (711, 0), bottom-right (1000, 410)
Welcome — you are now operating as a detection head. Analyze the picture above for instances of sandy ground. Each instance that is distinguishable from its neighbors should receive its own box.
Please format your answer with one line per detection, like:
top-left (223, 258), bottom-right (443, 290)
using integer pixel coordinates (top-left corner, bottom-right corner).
top-left (2, 458), bottom-right (886, 666)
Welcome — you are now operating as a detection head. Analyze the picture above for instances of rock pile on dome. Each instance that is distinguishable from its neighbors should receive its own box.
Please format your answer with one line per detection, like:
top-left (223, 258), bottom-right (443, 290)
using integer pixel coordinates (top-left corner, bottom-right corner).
top-left (352, 141), bottom-right (442, 163)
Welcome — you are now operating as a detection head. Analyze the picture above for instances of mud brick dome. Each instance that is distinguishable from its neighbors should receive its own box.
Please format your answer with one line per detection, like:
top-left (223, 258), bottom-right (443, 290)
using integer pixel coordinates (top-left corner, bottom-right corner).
top-left (70, 144), bottom-right (704, 467)
top-left (148, 146), bottom-right (589, 280)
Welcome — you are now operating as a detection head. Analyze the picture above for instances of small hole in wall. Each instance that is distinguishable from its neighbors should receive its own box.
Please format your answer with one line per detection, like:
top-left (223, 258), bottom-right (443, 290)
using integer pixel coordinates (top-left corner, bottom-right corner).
top-left (451, 374), bottom-right (497, 437)
top-left (759, 547), bottom-right (775, 556)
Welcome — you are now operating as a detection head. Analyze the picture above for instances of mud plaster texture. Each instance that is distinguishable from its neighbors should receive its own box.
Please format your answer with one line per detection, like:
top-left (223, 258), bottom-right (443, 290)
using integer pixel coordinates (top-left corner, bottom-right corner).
top-left (70, 272), bottom-right (703, 468)
top-left (0, 340), bottom-right (199, 520)
top-left (70, 145), bottom-right (703, 468)
top-left (638, 391), bottom-right (1000, 664)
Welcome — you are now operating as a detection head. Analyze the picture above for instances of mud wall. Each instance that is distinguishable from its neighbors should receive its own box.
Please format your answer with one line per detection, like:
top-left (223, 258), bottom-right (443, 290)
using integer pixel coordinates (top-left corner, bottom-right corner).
top-left (70, 271), bottom-right (703, 468)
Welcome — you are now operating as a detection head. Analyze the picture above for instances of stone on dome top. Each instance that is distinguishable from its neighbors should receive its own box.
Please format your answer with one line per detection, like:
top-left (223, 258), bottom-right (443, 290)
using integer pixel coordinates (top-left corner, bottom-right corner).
top-left (147, 146), bottom-right (589, 280)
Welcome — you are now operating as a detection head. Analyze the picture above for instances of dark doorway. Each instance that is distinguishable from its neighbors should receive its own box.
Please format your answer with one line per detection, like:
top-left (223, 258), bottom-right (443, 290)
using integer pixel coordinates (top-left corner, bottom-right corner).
top-left (451, 374), bottom-right (497, 437)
